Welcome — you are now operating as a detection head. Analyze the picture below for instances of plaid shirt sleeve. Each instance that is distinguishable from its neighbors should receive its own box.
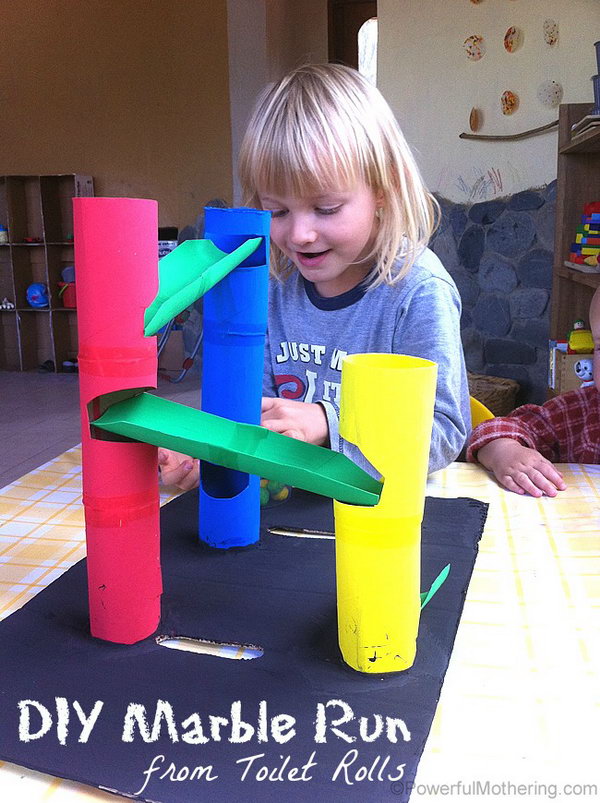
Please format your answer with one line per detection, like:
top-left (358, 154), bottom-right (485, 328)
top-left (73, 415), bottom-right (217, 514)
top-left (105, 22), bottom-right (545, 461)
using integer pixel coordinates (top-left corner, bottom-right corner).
top-left (467, 387), bottom-right (598, 464)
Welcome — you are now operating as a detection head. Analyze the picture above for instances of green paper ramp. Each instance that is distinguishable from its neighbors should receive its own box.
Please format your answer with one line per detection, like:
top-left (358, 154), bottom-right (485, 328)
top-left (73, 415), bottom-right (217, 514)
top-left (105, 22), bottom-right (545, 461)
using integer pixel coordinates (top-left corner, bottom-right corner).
top-left (93, 393), bottom-right (383, 507)
top-left (144, 237), bottom-right (262, 337)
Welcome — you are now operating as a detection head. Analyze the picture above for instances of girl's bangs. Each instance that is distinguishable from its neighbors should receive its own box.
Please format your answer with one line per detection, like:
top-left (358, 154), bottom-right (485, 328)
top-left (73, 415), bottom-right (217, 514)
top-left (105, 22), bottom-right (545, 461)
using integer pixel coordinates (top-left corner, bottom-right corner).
top-left (253, 130), bottom-right (363, 198)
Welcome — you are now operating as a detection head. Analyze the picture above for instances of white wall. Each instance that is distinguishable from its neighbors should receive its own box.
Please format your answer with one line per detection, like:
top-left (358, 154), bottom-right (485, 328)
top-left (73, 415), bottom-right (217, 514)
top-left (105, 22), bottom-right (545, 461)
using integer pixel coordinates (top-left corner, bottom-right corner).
top-left (227, 0), bottom-right (328, 205)
top-left (378, 0), bottom-right (599, 202)
top-left (227, 0), bottom-right (270, 205)
top-left (266, 0), bottom-right (328, 82)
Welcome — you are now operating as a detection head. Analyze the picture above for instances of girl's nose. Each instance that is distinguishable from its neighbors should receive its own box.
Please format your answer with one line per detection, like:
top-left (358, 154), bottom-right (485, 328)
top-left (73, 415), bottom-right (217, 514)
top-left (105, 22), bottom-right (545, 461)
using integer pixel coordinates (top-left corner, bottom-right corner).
top-left (288, 214), bottom-right (317, 247)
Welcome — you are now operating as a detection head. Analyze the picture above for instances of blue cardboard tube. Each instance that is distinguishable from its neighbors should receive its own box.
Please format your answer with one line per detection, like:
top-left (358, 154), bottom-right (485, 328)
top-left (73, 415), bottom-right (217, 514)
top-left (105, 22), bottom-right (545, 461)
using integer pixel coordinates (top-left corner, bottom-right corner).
top-left (199, 207), bottom-right (270, 548)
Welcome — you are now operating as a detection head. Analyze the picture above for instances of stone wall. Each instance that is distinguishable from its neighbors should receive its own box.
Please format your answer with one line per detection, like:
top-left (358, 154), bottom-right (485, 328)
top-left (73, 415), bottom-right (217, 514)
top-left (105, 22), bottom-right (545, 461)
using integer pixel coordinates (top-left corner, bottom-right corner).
top-left (431, 181), bottom-right (556, 405)
top-left (178, 186), bottom-right (557, 403)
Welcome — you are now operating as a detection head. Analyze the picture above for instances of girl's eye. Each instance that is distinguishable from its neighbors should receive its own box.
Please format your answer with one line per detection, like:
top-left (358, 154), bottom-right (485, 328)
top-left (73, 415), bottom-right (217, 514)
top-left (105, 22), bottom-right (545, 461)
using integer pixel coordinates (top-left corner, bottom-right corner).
top-left (316, 205), bottom-right (341, 215)
top-left (269, 209), bottom-right (287, 218)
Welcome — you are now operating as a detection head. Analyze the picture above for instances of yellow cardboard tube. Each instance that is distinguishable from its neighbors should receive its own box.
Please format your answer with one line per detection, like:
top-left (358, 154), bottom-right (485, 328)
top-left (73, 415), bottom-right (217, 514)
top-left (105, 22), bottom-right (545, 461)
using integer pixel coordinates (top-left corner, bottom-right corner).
top-left (334, 353), bottom-right (437, 673)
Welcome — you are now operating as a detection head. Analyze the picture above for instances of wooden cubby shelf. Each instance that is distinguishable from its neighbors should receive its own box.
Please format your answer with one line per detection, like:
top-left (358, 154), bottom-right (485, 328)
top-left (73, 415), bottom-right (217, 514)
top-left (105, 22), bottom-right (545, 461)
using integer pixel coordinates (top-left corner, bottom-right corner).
top-left (0, 174), bottom-right (93, 371)
top-left (550, 105), bottom-right (600, 341)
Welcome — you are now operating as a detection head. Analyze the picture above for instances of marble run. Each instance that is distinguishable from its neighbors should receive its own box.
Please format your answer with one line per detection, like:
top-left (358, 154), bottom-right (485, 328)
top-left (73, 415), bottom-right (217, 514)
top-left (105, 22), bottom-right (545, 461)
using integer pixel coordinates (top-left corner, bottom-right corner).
top-left (74, 197), bottom-right (444, 673)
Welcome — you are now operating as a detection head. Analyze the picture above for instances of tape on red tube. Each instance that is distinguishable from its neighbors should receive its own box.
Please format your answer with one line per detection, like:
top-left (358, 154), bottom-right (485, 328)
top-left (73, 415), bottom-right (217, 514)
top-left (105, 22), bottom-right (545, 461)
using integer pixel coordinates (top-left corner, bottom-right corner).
top-left (83, 489), bottom-right (158, 527)
top-left (78, 345), bottom-right (157, 378)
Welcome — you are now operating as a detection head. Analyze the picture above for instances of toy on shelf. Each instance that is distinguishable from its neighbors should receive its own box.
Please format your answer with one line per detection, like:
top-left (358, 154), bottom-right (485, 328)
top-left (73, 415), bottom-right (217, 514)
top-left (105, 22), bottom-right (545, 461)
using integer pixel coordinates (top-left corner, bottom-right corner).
top-left (565, 202), bottom-right (600, 272)
top-left (74, 197), bottom-right (447, 675)
top-left (26, 282), bottom-right (49, 308)
top-left (574, 357), bottom-right (594, 387)
top-left (567, 318), bottom-right (594, 353)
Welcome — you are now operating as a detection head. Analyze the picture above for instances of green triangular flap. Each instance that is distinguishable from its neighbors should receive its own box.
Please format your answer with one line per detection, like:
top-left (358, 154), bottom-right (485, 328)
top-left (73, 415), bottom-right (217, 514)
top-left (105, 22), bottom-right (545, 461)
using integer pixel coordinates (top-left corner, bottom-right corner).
top-left (144, 237), bottom-right (262, 337)
top-left (420, 564), bottom-right (451, 609)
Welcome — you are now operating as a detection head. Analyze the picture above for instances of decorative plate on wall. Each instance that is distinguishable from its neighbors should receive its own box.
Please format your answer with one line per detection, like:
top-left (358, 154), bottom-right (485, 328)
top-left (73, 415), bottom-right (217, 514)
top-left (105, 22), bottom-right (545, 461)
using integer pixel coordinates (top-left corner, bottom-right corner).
top-left (501, 90), bottom-right (519, 115)
top-left (464, 34), bottom-right (485, 61)
top-left (469, 107), bottom-right (483, 132)
top-left (543, 19), bottom-right (559, 47)
top-left (503, 26), bottom-right (523, 53)
top-left (537, 79), bottom-right (563, 108)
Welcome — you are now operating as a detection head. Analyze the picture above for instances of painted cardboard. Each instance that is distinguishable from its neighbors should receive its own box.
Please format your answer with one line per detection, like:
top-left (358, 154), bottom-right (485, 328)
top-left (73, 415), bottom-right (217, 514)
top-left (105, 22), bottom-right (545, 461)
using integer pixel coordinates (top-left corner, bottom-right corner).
top-left (0, 489), bottom-right (487, 802)
top-left (335, 354), bottom-right (437, 673)
top-left (93, 392), bottom-right (382, 507)
top-left (74, 197), bottom-right (161, 644)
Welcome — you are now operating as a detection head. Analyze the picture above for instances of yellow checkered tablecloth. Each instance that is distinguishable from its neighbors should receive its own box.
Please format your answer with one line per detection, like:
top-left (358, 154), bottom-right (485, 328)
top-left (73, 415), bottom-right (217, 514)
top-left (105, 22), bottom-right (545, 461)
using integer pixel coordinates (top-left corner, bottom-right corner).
top-left (0, 447), bottom-right (177, 622)
top-left (0, 446), bottom-right (179, 801)
top-left (419, 463), bottom-right (600, 800)
top-left (0, 451), bottom-right (599, 800)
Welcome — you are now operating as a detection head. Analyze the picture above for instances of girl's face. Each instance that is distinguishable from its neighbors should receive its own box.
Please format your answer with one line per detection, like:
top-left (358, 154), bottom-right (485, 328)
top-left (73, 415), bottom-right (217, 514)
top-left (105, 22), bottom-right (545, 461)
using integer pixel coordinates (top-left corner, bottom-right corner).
top-left (258, 180), bottom-right (380, 298)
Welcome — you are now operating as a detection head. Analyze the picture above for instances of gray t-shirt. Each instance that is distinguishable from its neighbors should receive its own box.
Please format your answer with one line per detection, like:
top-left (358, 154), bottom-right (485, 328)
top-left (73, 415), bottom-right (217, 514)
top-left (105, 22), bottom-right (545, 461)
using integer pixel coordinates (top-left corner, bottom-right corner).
top-left (263, 248), bottom-right (471, 476)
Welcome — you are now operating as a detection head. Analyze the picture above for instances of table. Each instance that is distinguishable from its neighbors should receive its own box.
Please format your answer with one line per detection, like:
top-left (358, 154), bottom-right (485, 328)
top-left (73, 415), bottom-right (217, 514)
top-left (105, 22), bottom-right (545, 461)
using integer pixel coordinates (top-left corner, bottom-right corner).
top-left (0, 450), bottom-right (598, 800)
top-left (420, 463), bottom-right (600, 800)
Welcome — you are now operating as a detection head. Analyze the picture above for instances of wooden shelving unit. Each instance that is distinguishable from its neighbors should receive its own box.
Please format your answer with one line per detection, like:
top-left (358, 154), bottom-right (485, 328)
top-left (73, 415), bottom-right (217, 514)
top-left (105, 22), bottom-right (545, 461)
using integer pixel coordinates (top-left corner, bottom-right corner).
top-left (550, 104), bottom-right (600, 341)
top-left (0, 174), bottom-right (93, 371)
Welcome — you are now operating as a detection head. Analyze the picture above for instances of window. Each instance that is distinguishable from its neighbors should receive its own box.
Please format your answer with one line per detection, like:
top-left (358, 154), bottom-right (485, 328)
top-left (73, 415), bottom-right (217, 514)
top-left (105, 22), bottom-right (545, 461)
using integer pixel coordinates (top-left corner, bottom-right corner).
top-left (328, 0), bottom-right (377, 69)
top-left (358, 17), bottom-right (377, 84)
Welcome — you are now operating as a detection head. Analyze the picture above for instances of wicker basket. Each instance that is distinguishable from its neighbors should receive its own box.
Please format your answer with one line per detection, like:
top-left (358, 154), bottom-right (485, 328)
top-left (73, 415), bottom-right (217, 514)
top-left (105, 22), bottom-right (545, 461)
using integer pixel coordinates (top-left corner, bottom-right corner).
top-left (467, 371), bottom-right (520, 417)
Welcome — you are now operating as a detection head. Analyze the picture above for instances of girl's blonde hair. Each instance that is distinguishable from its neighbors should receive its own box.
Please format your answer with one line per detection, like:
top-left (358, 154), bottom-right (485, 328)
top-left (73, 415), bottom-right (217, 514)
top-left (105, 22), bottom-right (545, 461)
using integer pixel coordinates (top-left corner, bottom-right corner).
top-left (238, 63), bottom-right (439, 287)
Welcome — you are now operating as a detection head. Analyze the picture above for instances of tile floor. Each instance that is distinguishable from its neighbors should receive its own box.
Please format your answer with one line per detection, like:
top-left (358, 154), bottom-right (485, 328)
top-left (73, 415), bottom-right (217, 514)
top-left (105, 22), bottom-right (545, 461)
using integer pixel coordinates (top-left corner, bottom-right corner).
top-left (0, 370), bottom-right (200, 488)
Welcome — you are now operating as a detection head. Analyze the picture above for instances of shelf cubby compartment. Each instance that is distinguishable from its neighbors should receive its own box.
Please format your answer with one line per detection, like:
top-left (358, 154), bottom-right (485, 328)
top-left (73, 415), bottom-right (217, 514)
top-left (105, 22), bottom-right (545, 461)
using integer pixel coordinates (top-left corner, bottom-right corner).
top-left (550, 104), bottom-right (600, 342)
top-left (41, 174), bottom-right (91, 243)
top-left (52, 309), bottom-right (79, 367)
top-left (6, 176), bottom-right (44, 243)
top-left (0, 311), bottom-right (20, 370)
top-left (0, 174), bottom-right (93, 372)
top-left (0, 177), bottom-right (8, 233)
top-left (11, 245), bottom-right (49, 309)
top-left (46, 244), bottom-right (75, 308)
top-left (17, 310), bottom-right (54, 370)
top-left (0, 248), bottom-right (15, 304)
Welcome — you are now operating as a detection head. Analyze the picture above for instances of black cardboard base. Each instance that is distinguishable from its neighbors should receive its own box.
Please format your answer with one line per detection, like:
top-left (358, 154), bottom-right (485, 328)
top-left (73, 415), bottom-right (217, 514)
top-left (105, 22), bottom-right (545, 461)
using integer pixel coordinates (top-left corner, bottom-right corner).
top-left (0, 491), bottom-right (487, 802)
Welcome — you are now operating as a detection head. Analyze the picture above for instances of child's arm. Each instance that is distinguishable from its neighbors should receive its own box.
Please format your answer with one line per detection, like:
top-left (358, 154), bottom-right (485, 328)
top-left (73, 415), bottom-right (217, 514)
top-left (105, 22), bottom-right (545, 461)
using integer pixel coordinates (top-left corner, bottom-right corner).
top-left (475, 437), bottom-right (566, 497)
top-left (467, 405), bottom-right (567, 496)
top-left (394, 273), bottom-right (471, 472)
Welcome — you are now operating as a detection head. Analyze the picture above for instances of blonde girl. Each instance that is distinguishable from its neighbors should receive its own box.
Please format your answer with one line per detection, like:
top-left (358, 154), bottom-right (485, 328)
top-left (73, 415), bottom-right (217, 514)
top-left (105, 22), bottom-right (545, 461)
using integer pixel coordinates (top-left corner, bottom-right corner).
top-left (159, 64), bottom-right (470, 489)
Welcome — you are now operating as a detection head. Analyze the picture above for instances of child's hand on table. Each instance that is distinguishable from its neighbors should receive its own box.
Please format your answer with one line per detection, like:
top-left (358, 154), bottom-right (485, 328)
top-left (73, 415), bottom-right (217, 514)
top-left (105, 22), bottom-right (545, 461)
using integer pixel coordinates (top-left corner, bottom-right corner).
top-left (261, 397), bottom-right (329, 446)
top-left (476, 437), bottom-right (567, 498)
top-left (158, 448), bottom-right (199, 491)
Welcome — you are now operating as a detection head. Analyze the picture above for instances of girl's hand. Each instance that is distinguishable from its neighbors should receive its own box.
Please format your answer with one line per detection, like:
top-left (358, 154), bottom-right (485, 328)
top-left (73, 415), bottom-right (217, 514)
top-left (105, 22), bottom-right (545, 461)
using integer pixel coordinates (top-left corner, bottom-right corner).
top-left (158, 448), bottom-right (199, 491)
top-left (261, 397), bottom-right (329, 446)
top-left (476, 438), bottom-right (567, 498)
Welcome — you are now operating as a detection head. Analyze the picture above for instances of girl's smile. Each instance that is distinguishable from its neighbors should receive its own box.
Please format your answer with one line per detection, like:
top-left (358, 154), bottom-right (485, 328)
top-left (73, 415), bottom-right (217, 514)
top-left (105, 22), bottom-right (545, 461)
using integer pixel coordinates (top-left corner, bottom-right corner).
top-left (259, 181), bottom-right (380, 297)
top-left (296, 249), bottom-right (330, 268)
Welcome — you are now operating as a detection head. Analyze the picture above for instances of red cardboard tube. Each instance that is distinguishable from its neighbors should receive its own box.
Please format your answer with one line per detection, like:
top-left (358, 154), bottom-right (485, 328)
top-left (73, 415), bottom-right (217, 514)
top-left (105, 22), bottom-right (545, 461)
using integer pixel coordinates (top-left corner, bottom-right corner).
top-left (74, 197), bottom-right (161, 644)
